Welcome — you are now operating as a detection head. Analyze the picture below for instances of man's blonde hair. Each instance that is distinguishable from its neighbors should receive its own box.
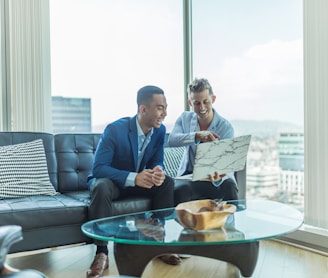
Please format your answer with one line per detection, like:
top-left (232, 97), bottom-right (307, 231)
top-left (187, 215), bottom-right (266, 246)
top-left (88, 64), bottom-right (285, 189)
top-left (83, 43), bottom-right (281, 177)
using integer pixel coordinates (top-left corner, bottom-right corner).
top-left (187, 78), bottom-right (214, 96)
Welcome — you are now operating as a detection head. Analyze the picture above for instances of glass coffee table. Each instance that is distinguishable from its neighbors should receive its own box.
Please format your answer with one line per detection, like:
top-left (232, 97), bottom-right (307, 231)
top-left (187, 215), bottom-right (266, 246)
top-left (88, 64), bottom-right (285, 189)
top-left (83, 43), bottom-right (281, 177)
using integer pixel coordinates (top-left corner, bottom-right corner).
top-left (81, 200), bottom-right (303, 277)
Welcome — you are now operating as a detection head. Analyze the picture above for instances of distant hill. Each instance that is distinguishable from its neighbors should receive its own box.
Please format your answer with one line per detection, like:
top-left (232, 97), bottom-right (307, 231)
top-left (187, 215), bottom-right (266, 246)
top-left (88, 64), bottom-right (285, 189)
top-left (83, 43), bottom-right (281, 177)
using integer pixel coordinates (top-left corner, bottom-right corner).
top-left (231, 119), bottom-right (303, 139)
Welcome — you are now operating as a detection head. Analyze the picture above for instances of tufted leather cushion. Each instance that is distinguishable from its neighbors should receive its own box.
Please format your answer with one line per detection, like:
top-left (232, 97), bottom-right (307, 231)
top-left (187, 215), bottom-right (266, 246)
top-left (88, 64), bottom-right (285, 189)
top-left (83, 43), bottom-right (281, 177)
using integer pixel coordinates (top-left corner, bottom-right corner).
top-left (0, 195), bottom-right (88, 228)
top-left (54, 133), bottom-right (101, 192)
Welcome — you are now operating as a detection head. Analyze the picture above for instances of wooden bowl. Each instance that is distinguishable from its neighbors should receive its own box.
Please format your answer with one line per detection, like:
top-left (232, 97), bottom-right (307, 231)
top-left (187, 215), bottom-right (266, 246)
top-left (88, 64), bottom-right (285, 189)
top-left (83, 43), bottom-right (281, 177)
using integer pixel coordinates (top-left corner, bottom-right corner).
top-left (175, 199), bottom-right (236, 230)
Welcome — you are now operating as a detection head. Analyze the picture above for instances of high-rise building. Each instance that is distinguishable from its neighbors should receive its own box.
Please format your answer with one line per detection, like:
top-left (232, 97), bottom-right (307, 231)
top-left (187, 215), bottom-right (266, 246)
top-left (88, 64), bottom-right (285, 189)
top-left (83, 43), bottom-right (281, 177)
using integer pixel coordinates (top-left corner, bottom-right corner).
top-left (278, 132), bottom-right (304, 171)
top-left (52, 96), bottom-right (91, 133)
top-left (247, 166), bottom-right (280, 199)
top-left (278, 132), bottom-right (304, 206)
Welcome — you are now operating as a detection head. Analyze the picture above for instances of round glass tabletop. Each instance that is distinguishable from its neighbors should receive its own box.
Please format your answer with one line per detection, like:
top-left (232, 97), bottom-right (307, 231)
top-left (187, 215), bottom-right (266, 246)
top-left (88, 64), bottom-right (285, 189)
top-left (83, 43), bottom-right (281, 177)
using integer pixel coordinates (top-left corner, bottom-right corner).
top-left (81, 199), bottom-right (303, 246)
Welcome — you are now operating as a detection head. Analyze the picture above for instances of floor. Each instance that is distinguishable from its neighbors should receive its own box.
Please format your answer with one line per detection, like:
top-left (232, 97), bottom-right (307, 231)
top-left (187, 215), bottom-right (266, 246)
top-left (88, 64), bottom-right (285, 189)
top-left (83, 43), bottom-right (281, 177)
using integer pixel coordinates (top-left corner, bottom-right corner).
top-left (6, 240), bottom-right (328, 278)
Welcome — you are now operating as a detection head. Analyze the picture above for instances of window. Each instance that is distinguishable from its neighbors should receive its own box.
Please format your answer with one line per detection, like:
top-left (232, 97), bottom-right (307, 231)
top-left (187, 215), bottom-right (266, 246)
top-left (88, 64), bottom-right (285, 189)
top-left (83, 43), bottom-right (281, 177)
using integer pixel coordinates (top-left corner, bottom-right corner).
top-left (192, 0), bottom-right (304, 210)
top-left (50, 0), bottom-right (184, 133)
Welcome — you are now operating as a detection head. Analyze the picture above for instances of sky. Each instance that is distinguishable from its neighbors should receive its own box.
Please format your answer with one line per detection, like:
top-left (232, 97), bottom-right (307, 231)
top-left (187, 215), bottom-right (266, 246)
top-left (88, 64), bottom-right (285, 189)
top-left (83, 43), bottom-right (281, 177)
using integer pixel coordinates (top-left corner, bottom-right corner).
top-left (49, 0), bottom-right (303, 131)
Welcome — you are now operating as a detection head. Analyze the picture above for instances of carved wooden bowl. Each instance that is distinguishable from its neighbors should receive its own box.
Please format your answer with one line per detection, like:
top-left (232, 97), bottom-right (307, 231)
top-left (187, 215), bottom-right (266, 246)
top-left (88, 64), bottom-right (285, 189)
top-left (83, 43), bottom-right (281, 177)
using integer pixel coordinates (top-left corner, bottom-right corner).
top-left (175, 199), bottom-right (236, 230)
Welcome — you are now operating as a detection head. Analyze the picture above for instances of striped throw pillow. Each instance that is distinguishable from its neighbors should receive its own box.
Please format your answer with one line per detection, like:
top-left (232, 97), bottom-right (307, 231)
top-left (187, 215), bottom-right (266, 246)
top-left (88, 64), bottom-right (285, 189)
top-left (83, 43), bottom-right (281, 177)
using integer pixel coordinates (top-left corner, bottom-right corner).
top-left (0, 139), bottom-right (57, 199)
top-left (164, 147), bottom-right (184, 178)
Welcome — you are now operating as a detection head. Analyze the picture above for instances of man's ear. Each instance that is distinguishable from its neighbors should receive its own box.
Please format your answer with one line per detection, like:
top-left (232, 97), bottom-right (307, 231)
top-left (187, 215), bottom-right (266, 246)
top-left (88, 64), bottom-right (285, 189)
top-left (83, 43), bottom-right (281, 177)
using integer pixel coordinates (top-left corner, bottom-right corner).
top-left (211, 95), bottom-right (216, 104)
top-left (188, 99), bottom-right (193, 107)
top-left (139, 104), bottom-right (146, 114)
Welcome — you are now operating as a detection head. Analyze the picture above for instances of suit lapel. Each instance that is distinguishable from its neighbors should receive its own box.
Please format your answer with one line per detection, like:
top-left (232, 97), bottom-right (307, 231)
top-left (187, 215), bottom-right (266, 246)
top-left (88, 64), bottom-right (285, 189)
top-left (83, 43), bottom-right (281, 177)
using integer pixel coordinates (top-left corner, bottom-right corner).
top-left (129, 116), bottom-right (139, 171)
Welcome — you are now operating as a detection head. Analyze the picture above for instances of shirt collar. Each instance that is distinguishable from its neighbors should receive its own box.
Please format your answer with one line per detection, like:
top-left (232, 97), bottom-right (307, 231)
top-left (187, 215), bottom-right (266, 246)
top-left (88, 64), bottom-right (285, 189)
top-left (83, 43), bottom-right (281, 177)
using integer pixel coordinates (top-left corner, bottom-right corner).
top-left (136, 117), bottom-right (153, 138)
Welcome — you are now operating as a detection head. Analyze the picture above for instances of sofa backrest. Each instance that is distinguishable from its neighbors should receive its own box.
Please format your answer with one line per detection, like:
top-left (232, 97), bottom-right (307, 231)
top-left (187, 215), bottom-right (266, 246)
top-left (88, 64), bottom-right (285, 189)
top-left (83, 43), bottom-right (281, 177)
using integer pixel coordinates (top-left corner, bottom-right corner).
top-left (0, 132), bottom-right (58, 190)
top-left (0, 132), bottom-right (246, 198)
top-left (53, 133), bottom-right (187, 192)
top-left (54, 133), bottom-right (101, 192)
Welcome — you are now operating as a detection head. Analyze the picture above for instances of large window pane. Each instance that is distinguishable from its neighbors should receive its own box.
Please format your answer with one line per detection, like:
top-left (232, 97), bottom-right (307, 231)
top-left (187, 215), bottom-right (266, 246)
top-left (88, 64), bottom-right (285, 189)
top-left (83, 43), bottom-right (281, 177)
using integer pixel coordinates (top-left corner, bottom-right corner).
top-left (50, 0), bottom-right (183, 133)
top-left (192, 0), bottom-right (304, 209)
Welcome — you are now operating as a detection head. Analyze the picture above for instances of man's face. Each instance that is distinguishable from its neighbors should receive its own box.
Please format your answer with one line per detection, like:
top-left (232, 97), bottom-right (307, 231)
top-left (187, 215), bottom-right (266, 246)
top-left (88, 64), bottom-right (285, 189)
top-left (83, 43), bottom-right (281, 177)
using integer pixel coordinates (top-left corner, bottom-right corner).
top-left (140, 94), bottom-right (167, 130)
top-left (188, 89), bottom-right (216, 120)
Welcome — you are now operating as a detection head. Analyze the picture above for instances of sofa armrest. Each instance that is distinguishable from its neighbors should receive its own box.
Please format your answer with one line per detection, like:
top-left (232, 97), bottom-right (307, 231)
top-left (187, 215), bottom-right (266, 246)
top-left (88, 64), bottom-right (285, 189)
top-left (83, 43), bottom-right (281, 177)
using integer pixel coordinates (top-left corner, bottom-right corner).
top-left (235, 166), bottom-right (247, 200)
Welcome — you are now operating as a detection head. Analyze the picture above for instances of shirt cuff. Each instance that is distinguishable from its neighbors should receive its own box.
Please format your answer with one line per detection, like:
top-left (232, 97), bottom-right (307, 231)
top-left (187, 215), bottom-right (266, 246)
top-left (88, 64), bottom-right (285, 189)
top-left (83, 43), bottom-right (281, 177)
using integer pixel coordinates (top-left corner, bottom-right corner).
top-left (212, 179), bottom-right (223, 187)
top-left (125, 172), bottom-right (137, 187)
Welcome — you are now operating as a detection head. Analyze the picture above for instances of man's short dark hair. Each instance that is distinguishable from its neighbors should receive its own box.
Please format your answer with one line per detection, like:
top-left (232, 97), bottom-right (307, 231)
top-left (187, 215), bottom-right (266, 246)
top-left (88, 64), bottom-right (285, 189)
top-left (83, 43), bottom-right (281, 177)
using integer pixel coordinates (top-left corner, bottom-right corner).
top-left (187, 78), bottom-right (214, 96)
top-left (137, 85), bottom-right (164, 106)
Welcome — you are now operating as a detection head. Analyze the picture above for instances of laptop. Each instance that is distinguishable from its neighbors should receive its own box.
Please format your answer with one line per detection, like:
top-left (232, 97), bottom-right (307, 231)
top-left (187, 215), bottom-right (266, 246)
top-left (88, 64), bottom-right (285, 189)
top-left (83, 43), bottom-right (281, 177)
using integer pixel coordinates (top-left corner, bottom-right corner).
top-left (175, 134), bottom-right (252, 181)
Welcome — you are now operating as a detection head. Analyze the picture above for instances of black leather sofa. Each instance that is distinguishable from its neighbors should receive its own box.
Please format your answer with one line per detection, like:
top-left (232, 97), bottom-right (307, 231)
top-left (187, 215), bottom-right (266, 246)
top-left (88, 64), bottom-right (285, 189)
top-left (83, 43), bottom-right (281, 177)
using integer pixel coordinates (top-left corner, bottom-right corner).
top-left (0, 132), bottom-right (246, 253)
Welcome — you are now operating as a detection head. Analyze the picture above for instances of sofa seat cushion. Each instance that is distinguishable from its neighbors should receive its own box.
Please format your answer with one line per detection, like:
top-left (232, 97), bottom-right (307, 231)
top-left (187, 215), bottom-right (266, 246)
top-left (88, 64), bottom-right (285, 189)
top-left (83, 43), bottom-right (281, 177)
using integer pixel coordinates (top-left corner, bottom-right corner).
top-left (0, 194), bottom-right (88, 229)
top-left (64, 190), bottom-right (152, 216)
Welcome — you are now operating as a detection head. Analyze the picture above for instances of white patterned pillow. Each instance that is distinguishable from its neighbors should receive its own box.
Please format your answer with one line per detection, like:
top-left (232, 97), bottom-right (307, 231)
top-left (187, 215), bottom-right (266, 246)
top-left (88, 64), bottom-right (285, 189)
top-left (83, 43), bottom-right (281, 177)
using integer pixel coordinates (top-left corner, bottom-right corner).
top-left (0, 139), bottom-right (57, 199)
top-left (164, 147), bottom-right (184, 178)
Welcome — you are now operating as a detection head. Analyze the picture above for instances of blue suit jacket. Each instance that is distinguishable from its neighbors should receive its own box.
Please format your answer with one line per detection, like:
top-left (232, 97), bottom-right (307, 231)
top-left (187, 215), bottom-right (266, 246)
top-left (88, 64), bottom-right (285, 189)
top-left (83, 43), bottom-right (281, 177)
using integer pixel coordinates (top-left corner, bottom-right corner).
top-left (90, 115), bottom-right (166, 189)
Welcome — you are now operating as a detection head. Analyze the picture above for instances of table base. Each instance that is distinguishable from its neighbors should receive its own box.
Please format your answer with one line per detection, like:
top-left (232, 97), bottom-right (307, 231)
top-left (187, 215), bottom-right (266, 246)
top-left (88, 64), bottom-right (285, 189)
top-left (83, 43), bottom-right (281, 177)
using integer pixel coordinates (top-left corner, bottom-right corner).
top-left (114, 241), bottom-right (259, 277)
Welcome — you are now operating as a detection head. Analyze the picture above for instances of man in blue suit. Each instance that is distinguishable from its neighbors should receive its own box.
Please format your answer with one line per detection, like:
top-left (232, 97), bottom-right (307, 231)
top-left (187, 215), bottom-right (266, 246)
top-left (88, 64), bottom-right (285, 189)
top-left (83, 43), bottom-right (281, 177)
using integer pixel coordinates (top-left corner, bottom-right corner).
top-left (86, 85), bottom-right (175, 278)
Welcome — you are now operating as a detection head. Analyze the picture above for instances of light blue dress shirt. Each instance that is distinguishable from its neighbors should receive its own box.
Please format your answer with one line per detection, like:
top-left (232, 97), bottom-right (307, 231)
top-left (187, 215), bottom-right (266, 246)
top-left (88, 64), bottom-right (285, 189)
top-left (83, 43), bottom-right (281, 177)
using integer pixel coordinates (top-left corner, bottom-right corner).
top-left (168, 108), bottom-right (236, 187)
